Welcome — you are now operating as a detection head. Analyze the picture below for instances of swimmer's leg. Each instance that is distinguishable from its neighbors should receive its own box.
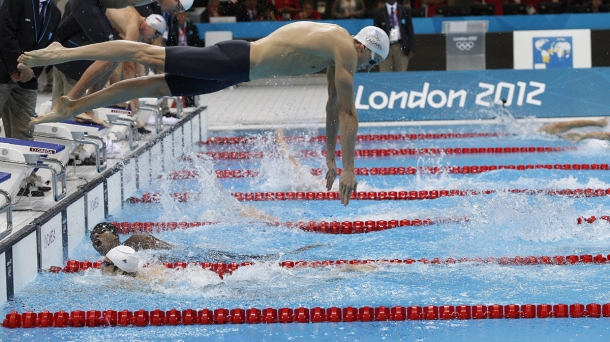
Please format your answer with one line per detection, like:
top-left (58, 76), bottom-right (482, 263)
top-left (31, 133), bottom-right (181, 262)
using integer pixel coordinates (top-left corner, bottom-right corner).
top-left (18, 41), bottom-right (166, 71)
top-left (31, 74), bottom-right (171, 124)
top-left (539, 118), bottom-right (608, 135)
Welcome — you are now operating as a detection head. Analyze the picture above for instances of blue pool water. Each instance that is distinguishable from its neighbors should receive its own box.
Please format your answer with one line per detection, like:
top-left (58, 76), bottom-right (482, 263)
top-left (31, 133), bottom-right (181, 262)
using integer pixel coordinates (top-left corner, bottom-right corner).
top-left (3, 123), bottom-right (610, 341)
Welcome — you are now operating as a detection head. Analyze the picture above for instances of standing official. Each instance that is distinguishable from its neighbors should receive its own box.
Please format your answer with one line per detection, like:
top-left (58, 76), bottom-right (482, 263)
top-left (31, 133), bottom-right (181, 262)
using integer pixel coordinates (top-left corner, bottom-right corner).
top-left (0, 0), bottom-right (60, 139)
top-left (373, 0), bottom-right (414, 72)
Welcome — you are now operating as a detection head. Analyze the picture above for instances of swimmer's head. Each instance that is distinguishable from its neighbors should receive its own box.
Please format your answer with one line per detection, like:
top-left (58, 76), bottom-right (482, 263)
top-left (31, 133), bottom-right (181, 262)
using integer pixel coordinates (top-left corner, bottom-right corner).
top-left (143, 14), bottom-right (167, 42)
top-left (102, 246), bottom-right (139, 276)
top-left (90, 222), bottom-right (120, 255)
top-left (354, 26), bottom-right (390, 71)
top-left (161, 0), bottom-right (193, 14)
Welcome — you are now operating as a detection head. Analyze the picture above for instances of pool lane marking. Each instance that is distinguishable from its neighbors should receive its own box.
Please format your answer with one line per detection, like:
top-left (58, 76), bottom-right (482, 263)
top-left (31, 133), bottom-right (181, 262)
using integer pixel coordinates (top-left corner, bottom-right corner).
top-left (127, 188), bottom-right (610, 203)
top-left (165, 163), bottom-right (610, 180)
top-left (4, 302), bottom-right (610, 328)
top-left (49, 252), bottom-right (610, 276)
top-left (110, 217), bottom-right (468, 234)
top-left (194, 145), bottom-right (576, 160)
top-left (198, 132), bottom-right (510, 145)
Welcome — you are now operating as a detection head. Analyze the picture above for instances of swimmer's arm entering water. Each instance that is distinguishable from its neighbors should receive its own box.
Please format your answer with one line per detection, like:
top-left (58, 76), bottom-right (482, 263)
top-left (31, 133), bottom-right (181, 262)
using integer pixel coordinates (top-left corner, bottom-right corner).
top-left (539, 118), bottom-right (608, 135)
top-left (326, 63), bottom-right (358, 206)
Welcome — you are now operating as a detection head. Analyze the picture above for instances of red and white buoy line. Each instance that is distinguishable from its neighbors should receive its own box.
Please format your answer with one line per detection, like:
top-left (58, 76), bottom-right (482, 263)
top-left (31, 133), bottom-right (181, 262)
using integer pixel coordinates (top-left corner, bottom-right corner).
top-left (108, 215), bottom-right (608, 235)
top-left (49, 252), bottom-right (610, 276)
top-left (5, 301), bottom-right (610, 328)
top-left (127, 187), bottom-right (610, 204)
top-left (198, 132), bottom-right (510, 145)
top-left (6, 253), bottom-right (610, 328)
top-left (168, 163), bottom-right (610, 180)
top-left (191, 145), bottom-right (576, 160)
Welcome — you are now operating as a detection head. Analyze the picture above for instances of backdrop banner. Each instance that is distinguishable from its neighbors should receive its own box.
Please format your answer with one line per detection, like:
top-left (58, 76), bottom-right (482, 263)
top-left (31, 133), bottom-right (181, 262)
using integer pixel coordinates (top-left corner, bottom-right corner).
top-left (354, 67), bottom-right (610, 122)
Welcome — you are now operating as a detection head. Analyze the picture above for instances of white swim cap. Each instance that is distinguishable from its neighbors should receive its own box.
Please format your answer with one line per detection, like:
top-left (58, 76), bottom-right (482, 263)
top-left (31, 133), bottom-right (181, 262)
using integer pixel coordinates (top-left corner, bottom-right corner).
top-left (106, 246), bottom-right (140, 273)
top-left (180, 0), bottom-right (194, 11)
top-left (354, 26), bottom-right (390, 60)
top-left (145, 14), bottom-right (167, 34)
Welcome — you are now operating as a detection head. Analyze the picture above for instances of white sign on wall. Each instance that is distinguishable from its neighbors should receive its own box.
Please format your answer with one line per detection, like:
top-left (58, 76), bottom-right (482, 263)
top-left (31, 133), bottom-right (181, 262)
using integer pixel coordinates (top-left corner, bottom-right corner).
top-left (513, 29), bottom-right (591, 70)
top-left (40, 215), bottom-right (63, 270)
top-left (86, 184), bottom-right (105, 231)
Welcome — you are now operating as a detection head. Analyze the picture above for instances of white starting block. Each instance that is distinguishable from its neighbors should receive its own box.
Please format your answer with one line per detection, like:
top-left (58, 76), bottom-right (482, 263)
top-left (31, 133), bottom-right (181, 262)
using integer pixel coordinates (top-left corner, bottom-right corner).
top-left (35, 122), bottom-right (107, 173)
top-left (140, 97), bottom-right (183, 134)
top-left (0, 172), bottom-right (13, 240)
top-left (93, 106), bottom-right (139, 151)
top-left (0, 138), bottom-right (67, 201)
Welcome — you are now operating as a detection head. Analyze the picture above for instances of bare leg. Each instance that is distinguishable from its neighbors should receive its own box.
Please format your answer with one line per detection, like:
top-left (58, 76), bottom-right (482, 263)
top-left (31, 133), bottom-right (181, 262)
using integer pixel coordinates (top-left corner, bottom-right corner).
top-left (31, 74), bottom-right (172, 125)
top-left (539, 118), bottom-right (608, 135)
top-left (18, 41), bottom-right (166, 71)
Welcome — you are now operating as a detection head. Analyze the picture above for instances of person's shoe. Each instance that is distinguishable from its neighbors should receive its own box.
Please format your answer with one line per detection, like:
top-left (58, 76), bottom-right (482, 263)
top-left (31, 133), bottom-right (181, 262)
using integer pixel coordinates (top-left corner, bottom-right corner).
top-left (38, 186), bottom-right (52, 192)
top-left (30, 189), bottom-right (45, 197)
top-left (137, 126), bottom-right (152, 134)
top-left (163, 111), bottom-right (178, 118)
top-left (17, 187), bottom-right (44, 197)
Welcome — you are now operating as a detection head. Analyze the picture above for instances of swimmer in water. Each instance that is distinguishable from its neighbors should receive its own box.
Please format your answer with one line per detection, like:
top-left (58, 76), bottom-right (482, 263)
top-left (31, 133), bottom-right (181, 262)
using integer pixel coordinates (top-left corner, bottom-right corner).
top-left (92, 222), bottom-right (328, 263)
top-left (538, 118), bottom-right (610, 142)
top-left (18, 23), bottom-right (391, 205)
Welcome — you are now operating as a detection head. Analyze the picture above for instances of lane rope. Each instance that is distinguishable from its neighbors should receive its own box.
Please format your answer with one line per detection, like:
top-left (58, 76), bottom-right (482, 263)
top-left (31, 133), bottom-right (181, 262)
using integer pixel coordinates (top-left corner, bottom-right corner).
top-left (5, 302), bottom-right (610, 328)
top-left (109, 217), bottom-right (467, 235)
top-left (193, 146), bottom-right (575, 160)
top-left (127, 188), bottom-right (610, 203)
top-left (166, 163), bottom-right (610, 180)
top-left (198, 132), bottom-right (510, 145)
top-left (107, 215), bottom-right (607, 235)
top-left (51, 253), bottom-right (610, 276)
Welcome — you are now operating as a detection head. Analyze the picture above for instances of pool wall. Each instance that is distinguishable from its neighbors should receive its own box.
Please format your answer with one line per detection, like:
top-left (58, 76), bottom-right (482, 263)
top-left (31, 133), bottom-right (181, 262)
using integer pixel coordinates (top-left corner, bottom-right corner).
top-left (0, 109), bottom-right (206, 306)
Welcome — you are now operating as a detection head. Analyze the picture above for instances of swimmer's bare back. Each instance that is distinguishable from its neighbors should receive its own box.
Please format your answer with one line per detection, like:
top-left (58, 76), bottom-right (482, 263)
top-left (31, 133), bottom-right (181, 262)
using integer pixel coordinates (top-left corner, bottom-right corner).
top-left (248, 22), bottom-right (356, 80)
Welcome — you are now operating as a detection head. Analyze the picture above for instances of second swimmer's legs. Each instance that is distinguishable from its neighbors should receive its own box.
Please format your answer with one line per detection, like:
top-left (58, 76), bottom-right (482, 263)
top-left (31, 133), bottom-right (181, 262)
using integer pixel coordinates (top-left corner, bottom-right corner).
top-left (32, 74), bottom-right (172, 124)
top-left (19, 41), bottom-right (167, 71)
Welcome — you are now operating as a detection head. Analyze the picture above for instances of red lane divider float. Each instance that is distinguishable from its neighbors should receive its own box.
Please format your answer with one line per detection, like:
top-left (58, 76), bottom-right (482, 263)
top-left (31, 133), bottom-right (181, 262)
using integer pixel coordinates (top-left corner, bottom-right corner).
top-left (198, 132), bottom-right (510, 145)
top-left (193, 146), bottom-right (575, 160)
top-left (5, 301), bottom-right (610, 328)
top-left (106, 215), bottom-right (608, 235)
top-left (170, 163), bottom-right (610, 180)
top-left (51, 253), bottom-right (610, 277)
top-left (109, 217), bottom-right (465, 235)
top-left (127, 188), bottom-right (610, 204)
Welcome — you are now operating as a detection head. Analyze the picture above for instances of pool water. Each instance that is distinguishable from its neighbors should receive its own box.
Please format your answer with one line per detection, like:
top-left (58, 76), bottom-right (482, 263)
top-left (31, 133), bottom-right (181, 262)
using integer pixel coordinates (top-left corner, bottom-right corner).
top-left (3, 122), bottom-right (610, 341)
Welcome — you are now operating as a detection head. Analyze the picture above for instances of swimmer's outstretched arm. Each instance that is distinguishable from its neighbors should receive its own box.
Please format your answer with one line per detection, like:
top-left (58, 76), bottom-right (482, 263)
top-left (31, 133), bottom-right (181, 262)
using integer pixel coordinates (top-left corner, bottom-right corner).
top-left (17, 41), bottom-right (166, 71)
top-left (539, 118), bottom-right (608, 135)
top-left (562, 131), bottom-right (610, 143)
top-left (326, 64), bottom-right (358, 206)
top-left (31, 74), bottom-right (172, 124)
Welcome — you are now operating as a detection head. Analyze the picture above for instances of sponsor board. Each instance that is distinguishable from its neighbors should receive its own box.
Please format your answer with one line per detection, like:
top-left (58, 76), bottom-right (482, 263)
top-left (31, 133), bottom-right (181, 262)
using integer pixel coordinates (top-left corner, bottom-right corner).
top-left (514, 29), bottom-right (590, 70)
top-left (39, 215), bottom-right (63, 270)
top-left (354, 68), bottom-right (610, 121)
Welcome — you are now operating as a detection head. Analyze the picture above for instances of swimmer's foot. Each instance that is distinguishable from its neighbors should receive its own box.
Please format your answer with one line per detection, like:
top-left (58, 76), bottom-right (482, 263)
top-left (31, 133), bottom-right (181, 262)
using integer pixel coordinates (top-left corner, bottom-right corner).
top-left (30, 96), bottom-right (74, 125)
top-left (18, 42), bottom-right (66, 69)
top-left (75, 111), bottom-right (110, 128)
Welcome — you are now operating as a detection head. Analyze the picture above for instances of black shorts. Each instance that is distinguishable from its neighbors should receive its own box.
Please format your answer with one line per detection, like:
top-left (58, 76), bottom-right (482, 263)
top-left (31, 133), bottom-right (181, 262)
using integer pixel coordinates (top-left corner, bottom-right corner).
top-left (164, 40), bottom-right (251, 97)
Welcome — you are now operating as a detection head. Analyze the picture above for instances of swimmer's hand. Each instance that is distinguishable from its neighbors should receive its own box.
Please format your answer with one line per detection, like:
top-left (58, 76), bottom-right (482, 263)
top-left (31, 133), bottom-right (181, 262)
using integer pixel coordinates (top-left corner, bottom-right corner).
top-left (562, 132), bottom-right (585, 143)
top-left (338, 170), bottom-right (357, 206)
top-left (325, 158), bottom-right (337, 190)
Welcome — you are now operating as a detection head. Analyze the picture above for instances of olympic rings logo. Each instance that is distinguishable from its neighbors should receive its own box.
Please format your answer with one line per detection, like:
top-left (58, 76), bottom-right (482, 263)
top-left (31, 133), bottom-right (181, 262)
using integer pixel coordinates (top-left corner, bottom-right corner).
top-left (456, 41), bottom-right (475, 51)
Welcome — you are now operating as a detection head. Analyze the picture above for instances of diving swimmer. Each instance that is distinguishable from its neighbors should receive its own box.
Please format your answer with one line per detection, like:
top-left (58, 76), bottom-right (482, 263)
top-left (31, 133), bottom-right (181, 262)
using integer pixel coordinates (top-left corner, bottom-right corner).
top-left (539, 118), bottom-right (610, 142)
top-left (18, 23), bottom-right (391, 205)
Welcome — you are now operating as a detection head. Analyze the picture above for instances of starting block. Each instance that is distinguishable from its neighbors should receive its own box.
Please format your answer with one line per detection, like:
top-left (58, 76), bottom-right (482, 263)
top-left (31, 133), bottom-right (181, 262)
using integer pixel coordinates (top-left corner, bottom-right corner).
top-left (93, 107), bottom-right (139, 151)
top-left (37, 122), bottom-right (107, 172)
top-left (0, 172), bottom-right (12, 240)
top-left (0, 138), bottom-right (67, 201)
